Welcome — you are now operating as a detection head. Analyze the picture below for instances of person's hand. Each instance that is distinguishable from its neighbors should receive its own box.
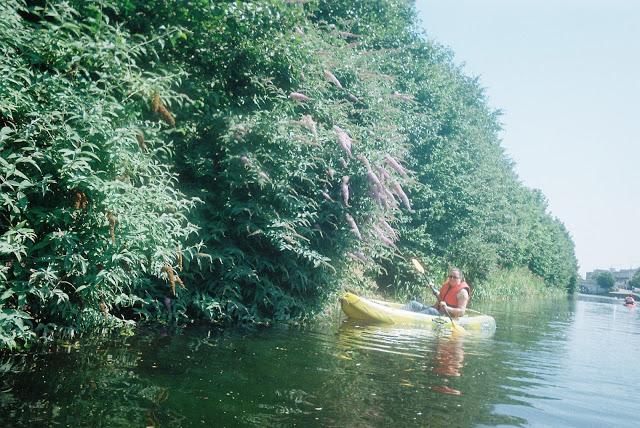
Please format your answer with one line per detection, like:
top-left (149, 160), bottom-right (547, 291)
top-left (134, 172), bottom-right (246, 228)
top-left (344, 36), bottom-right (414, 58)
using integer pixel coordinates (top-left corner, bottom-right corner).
top-left (438, 301), bottom-right (448, 311)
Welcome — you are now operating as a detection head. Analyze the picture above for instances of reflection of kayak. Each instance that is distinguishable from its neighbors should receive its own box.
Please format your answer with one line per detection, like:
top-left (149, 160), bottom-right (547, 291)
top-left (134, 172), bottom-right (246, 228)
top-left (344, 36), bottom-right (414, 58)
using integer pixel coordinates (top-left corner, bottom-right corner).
top-left (624, 302), bottom-right (636, 307)
top-left (339, 292), bottom-right (496, 332)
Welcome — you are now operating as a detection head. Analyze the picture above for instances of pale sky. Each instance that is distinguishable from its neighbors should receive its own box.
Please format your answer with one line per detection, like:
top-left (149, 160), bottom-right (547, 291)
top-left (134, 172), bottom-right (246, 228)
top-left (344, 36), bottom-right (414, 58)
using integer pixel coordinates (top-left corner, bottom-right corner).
top-left (415, 0), bottom-right (640, 277)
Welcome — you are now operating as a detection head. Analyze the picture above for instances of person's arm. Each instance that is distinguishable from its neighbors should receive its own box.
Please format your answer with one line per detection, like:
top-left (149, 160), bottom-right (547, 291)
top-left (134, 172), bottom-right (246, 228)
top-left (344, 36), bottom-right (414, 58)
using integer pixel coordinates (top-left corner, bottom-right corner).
top-left (439, 289), bottom-right (469, 317)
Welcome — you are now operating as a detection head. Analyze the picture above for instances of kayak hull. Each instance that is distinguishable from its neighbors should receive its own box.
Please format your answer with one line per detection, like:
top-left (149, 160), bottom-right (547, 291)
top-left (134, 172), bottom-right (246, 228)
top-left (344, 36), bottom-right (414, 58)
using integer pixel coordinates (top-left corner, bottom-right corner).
top-left (340, 292), bottom-right (496, 333)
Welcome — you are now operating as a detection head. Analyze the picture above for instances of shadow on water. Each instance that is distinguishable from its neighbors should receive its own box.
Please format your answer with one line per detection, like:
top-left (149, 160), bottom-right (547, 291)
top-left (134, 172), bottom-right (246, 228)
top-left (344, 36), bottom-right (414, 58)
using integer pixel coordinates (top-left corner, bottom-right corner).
top-left (0, 330), bottom-right (188, 427)
top-left (1, 295), bottom-right (638, 427)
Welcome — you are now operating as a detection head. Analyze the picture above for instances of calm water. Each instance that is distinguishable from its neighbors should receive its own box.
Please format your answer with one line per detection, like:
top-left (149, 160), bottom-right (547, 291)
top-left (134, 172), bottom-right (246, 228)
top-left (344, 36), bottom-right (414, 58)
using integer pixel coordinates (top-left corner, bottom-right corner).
top-left (1, 294), bottom-right (638, 427)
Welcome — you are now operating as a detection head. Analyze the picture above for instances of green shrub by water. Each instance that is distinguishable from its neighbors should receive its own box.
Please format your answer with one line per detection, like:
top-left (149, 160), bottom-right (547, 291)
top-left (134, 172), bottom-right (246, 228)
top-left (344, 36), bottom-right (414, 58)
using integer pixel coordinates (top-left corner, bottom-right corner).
top-left (1, 0), bottom-right (578, 350)
top-left (473, 267), bottom-right (566, 301)
top-left (0, 0), bottom-right (203, 349)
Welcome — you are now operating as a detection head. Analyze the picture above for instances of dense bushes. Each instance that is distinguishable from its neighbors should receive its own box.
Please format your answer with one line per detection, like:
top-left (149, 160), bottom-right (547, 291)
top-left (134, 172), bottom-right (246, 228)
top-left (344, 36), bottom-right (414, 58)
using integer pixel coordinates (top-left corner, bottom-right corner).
top-left (0, 0), bottom-right (200, 348)
top-left (1, 0), bottom-right (578, 350)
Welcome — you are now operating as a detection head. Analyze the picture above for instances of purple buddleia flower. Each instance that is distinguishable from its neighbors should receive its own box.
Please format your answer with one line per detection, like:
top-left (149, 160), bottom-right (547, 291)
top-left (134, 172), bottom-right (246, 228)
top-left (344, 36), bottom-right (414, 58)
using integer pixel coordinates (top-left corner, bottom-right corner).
top-left (324, 70), bottom-right (343, 89)
top-left (333, 126), bottom-right (352, 157)
top-left (341, 176), bottom-right (350, 206)
top-left (384, 154), bottom-right (409, 178)
top-left (345, 213), bottom-right (362, 240)
top-left (391, 180), bottom-right (412, 211)
top-left (289, 92), bottom-right (311, 102)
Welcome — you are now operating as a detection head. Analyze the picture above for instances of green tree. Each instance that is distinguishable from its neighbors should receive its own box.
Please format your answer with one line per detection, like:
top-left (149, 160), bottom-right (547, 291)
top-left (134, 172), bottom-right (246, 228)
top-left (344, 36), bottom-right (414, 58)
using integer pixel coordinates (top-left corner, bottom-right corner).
top-left (628, 270), bottom-right (640, 289)
top-left (595, 272), bottom-right (615, 289)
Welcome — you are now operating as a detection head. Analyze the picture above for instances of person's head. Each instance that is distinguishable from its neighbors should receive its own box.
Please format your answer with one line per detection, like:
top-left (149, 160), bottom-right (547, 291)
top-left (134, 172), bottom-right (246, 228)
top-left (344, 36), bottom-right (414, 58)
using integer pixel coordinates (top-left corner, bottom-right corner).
top-left (447, 268), bottom-right (463, 285)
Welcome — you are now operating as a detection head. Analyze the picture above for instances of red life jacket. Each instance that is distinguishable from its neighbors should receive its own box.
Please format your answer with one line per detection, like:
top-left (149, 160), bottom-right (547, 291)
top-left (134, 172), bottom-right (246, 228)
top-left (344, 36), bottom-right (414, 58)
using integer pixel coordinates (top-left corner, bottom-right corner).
top-left (438, 281), bottom-right (471, 308)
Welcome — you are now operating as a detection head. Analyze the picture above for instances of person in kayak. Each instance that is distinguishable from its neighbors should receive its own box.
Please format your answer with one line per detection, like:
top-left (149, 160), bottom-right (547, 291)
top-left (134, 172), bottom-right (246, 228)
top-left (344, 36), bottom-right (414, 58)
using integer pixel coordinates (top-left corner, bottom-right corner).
top-left (624, 295), bottom-right (635, 305)
top-left (403, 267), bottom-right (470, 317)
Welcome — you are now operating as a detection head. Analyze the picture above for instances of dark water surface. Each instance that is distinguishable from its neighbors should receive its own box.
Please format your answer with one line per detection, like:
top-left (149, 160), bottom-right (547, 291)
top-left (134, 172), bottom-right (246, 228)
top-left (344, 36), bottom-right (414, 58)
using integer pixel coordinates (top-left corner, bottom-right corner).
top-left (1, 294), bottom-right (638, 427)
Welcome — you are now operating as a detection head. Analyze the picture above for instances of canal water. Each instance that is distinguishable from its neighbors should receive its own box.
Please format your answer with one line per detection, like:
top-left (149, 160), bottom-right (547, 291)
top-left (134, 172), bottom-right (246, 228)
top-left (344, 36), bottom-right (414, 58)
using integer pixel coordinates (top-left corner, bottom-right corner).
top-left (1, 294), bottom-right (638, 427)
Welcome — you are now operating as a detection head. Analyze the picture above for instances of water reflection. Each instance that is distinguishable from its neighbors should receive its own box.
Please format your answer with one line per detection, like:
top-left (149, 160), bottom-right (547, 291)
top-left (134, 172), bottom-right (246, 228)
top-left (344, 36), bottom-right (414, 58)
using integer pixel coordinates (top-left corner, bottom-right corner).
top-left (337, 323), bottom-right (475, 397)
top-left (431, 336), bottom-right (465, 396)
top-left (433, 336), bottom-right (464, 378)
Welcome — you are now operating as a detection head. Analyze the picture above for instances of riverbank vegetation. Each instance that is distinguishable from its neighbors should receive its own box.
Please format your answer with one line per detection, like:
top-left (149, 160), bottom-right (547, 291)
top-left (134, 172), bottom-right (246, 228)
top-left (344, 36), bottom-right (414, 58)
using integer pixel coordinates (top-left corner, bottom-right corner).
top-left (1, 0), bottom-right (577, 350)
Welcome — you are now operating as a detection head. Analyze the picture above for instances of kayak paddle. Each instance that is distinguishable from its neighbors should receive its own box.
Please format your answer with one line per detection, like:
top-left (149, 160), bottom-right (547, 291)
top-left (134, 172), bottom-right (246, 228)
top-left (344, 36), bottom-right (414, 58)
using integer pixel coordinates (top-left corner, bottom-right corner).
top-left (411, 258), bottom-right (465, 333)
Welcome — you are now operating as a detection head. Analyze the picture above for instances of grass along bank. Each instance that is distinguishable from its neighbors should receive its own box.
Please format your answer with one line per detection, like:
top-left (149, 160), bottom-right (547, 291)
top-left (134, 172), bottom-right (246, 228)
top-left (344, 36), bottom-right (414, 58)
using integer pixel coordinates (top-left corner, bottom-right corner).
top-left (473, 267), bottom-right (567, 301)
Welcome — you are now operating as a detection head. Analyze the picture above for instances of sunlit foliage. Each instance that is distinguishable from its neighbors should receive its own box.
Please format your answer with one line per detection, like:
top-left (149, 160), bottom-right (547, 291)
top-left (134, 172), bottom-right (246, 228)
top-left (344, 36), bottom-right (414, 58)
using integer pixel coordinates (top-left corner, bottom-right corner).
top-left (1, 0), bottom-right (578, 349)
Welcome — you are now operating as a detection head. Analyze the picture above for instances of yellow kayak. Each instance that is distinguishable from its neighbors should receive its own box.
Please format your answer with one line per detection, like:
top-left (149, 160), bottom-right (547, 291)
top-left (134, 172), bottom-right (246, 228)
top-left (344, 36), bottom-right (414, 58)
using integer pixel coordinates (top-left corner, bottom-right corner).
top-left (339, 292), bottom-right (496, 333)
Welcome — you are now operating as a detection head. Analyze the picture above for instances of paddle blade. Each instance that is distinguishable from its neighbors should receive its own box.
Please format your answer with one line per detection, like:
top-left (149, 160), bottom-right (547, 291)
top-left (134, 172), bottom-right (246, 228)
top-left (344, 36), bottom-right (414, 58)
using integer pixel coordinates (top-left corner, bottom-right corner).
top-left (451, 321), bottom-right (466, 335)
top-left (411, 258), bottom-right (425, 274)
